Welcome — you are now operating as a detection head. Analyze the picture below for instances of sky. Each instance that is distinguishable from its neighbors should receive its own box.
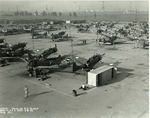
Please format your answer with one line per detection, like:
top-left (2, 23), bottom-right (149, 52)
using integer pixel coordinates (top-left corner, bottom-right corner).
top-left (0, 0), bottom-right (148, 12)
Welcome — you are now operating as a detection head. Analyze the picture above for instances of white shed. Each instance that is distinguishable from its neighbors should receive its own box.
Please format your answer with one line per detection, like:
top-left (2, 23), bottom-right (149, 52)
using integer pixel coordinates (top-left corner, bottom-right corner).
top-left (87, 65), bottom-right (116, 86)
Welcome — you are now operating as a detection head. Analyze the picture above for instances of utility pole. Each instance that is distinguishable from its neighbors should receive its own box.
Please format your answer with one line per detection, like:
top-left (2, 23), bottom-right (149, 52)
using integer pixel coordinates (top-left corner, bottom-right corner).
top-left (129, 1), bottom-right (131, 14)
top-left (135, 9), bottom-right (138, 21)
top-left (70, 24), bottom-right (73, 61)
top-left (31, 27), bottom-right (35, 51)
top-left (84, 10), bottom-right (86, 20)
top-left (102, 1), bottom-right (105, 12)
top-left (78, 5), bottom-right (81, 18)
top-left (66, 21), bottom-right (74, 61)
top-left (46, 5), bottom-right (48, 15)
top-left (32, 39), bottom-right (34, 51)
top-left (102, 1), bottom-right (105, 21)
top-left (16, 5), bottom-right (19, 15)
top-left (70, 25), bottom-right (74, 61)
top-left (94, 11), bottom-right (97, 18)
top-left (16, 6), bottom-right (18, 12)
top-left (71, 38), bottom-right (74, 61)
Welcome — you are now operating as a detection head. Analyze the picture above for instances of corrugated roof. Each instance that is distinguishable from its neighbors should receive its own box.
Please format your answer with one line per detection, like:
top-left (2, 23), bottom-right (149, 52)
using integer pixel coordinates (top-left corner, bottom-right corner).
top-left (89, 65), bottom-right (113, 74)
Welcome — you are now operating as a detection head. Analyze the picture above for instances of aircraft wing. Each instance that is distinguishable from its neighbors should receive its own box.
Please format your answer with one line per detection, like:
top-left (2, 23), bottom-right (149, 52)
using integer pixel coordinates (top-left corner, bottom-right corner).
top-left (114, 37), bottom-right (127, 43)
top-left (0, 57), bottom-right (27, 62)
top-left (74, 56), bottom-right (87, 65)
top-left (35, 65), bottom-right (58, 69)
top-left (0, 57), bottom-right (17, 59)
top-left (38, 31), bottom-right (46, 35)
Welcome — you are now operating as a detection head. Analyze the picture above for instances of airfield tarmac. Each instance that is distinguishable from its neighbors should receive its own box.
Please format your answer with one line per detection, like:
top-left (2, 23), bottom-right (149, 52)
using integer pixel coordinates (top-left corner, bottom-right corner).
top-left (0, 28), bottom-right (149, 118)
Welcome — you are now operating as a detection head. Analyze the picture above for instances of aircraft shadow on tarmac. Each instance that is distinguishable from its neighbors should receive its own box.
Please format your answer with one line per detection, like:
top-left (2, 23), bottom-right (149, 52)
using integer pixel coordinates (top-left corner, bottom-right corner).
top-left (114, 42), bottom-right (133, 45)
top-left (102, 41), bottom-right (133, 49)
top-left (105, 46), bottom-right (119, 50)
top-left (4, 58), bottom-right (25, 62)
top-left (73, 42), bottom-right (89, 46)
top-left (104, 67), bottom-right (134, 86)
top-left (26, 91), bottom-right (52, 100)
top-left (76, 91), bottom-right (87, 97)
top-left (143, 47), bottom-right (149, 50)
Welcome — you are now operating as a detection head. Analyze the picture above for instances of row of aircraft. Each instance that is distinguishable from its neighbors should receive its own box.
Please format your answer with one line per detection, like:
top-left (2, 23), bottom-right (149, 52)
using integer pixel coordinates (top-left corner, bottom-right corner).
top-left (0, 38), bottom-right (105, 78)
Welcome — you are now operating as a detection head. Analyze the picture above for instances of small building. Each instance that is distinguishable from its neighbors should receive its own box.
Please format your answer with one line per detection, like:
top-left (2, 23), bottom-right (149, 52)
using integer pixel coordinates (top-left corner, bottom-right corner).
top-left (87, 65), bottom-right (117, 86)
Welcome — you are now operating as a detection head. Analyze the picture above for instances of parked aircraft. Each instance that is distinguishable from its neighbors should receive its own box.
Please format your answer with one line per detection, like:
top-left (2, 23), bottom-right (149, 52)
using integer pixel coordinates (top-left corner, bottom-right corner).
top-left (73, 53), bottom-right (105, 72)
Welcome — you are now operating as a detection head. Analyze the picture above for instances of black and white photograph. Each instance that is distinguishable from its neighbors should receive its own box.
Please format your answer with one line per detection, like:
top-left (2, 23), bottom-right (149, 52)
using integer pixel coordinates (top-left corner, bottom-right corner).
top-left (0, 0), bottom-right (149, 118)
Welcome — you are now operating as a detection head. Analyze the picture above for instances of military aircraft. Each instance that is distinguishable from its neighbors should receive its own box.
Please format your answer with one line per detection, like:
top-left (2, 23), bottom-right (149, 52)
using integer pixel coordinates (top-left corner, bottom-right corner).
top-left (76, 24), bottom-right (90, 33)
top-left (10, 42), bottom-right (27, 51)
top-left (26, 44), bottom-right (74, 77)
top-left (0, 38), bottom-right (7, 48)
top-left (23, 25), bottom-right (32, 33)
top-left (117, 28), bottom-right (128, 37)
top-left (0, 42), bottom-right (28, 67)
top-left (72, 53), bottom-right (105, 72)
top-left (78, 26), bottom-right (90, 33)
top-left (143, 39), bottom-right (149, 48)
top-left (27, 44), bottom-right (57, 60)
top-left (46, 25), bottom-right (58, 32)
top-left (51, 31), bottom-right (65, 39)
top-left (99, 31), bottom-right (127, 45)
top-left (0, 42), bottom-right (27, 58)
top-left (27, 54), bottom-right (74, 78)
top-left (96, 29), bottom-right (103, 35)
top-left (31, 29), bottom-right (48, 39)
top-left (51, 31), bottom-right (71, 42)
top-left (0, 38), bottom-right (5, 43)
top-left (99, 33), bottom-right (118, 45)
top-left (0, 58), bottom-right (9, 67)
top-left (2, 27), bottom-right (24, 36)
top-left (26, 45), bottom-right (60, 77)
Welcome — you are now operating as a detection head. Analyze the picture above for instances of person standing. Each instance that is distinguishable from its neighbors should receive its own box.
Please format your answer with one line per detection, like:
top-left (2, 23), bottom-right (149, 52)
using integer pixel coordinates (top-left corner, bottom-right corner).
top-left (24, 85), bottom-right (29, 98)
